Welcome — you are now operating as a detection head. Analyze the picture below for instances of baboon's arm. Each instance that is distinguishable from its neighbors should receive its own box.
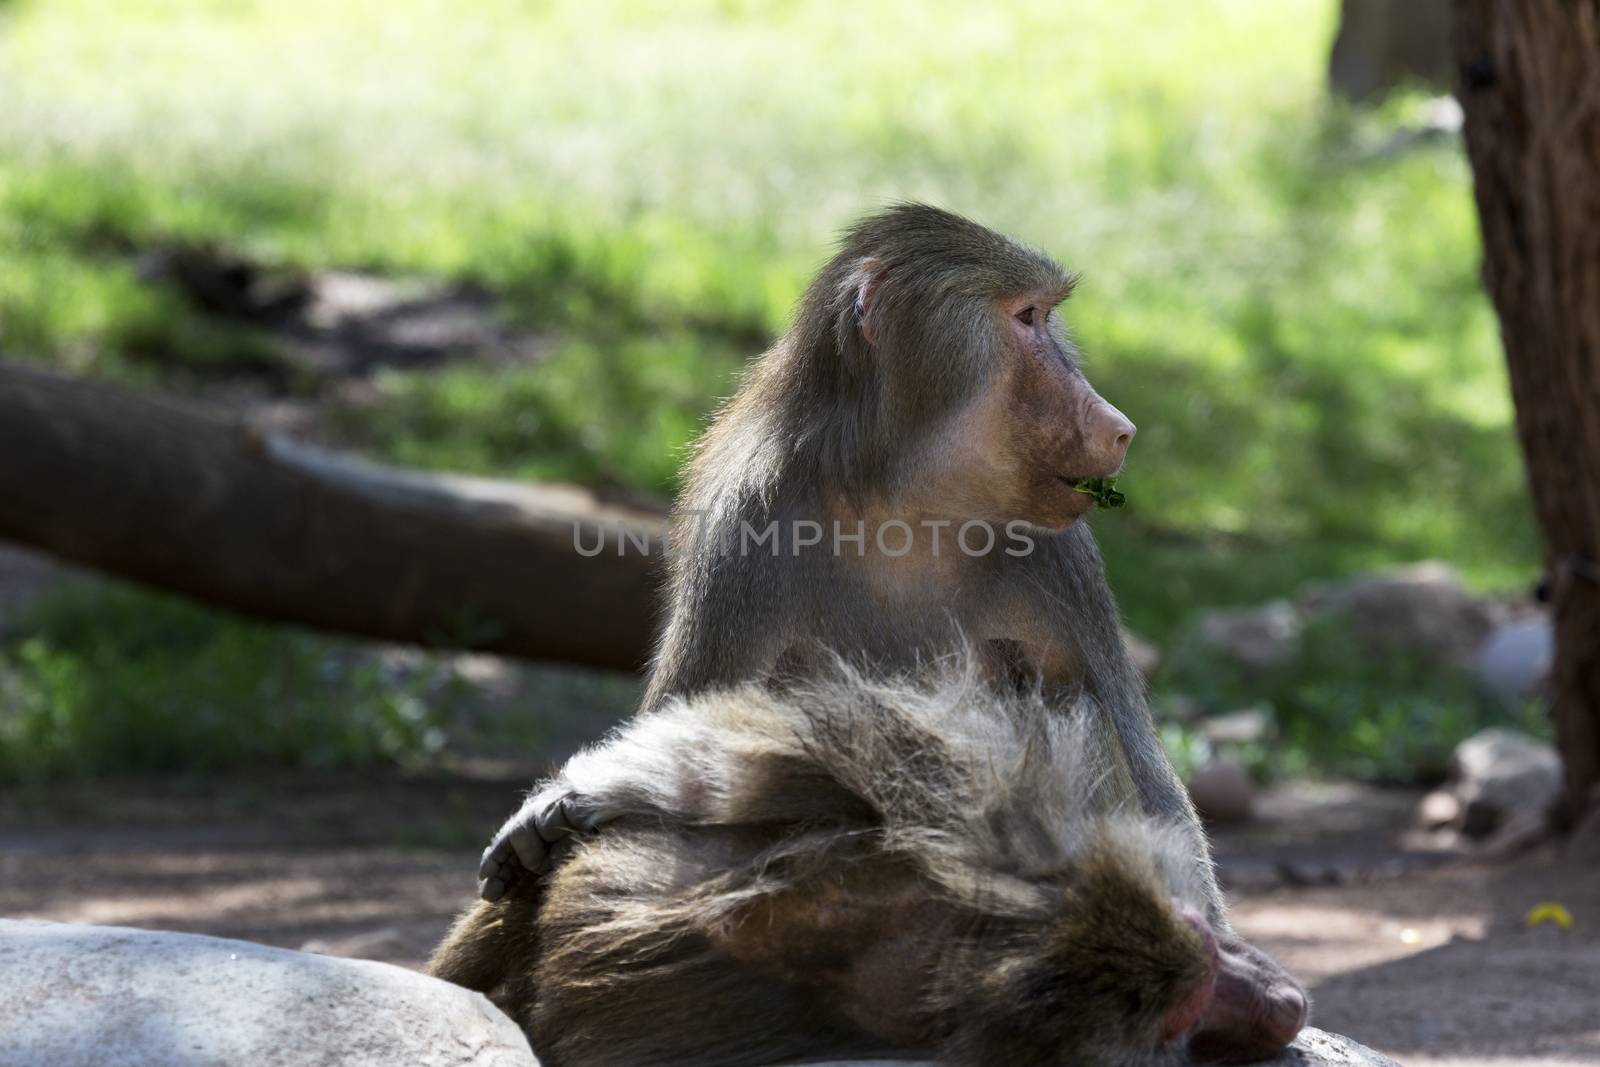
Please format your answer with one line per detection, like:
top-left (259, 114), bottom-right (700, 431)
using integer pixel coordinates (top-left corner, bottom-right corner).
top-left (477, 655), bottom-right (784, 902)
top-left (1101, 691), bottom-right (1228, 930)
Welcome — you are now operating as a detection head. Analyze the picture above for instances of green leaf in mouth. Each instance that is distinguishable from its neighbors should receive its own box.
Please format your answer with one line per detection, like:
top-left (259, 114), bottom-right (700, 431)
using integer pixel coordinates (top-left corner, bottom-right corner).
top-left (1071, 477), bottom-right (1126, 509)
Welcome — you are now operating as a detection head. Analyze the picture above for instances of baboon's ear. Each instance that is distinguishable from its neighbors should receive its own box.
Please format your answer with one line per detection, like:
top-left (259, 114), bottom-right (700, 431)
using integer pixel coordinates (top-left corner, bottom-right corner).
top-left (850, 257), bottom-right (882, 346)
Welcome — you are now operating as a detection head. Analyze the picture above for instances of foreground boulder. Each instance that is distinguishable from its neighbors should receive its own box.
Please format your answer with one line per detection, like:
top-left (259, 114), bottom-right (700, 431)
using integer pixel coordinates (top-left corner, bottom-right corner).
top-left (0, 920), bottom-right (1396, 1066)
top-left (748, 1028), bottom-right (1398, 1067)
top-left (0, 919), bottom-right (536, 1067)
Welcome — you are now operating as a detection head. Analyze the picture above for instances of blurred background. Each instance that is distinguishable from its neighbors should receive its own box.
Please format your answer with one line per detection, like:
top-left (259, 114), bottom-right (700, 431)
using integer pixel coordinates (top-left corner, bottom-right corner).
top-left (0, 2), bottom-right (1592, 1063)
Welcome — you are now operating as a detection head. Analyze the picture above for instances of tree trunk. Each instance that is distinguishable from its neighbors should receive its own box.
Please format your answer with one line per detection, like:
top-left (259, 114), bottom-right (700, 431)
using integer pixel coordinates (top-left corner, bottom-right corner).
top-left (0, 362), bottom-right (667, 672)
top-left (1455, 0), bottom-right (1600, 826)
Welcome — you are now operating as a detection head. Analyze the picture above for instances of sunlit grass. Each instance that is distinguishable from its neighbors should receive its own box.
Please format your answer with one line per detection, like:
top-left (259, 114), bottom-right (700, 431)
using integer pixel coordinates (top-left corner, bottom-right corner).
top-left (0, 0), bottom-right (1535, 602)
top-left (0, 1), bottom-right (1544, 778)
top-left (329, 334), bottom-right (744, 492)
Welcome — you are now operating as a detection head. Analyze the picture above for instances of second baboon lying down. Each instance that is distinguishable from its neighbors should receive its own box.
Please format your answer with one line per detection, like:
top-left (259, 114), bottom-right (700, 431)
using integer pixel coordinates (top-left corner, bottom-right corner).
top-left (431, 665), bottom-right (1302, 1066)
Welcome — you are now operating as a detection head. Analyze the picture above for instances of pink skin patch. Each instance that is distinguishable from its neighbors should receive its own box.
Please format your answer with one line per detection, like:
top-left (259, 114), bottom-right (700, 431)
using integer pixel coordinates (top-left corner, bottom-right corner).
top-left (1161, 905), bottom-right (1220, 1043)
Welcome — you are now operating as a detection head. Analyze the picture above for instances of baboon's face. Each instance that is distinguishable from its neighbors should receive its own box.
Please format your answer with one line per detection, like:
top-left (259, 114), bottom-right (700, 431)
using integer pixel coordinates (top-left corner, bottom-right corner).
top-left (998, 293), bottom-right (1135, 530)
top-left (923, 292), bottom-right (1135, 531)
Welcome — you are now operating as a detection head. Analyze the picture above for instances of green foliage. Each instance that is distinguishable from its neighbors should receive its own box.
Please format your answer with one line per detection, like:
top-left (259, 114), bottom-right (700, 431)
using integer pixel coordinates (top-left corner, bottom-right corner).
top-left (1156, 614), bottom-right (1550, 784)
top-left (0, 583), bottom-right (450, 783)
top-left (328, 334), bottom-right (742, 493)
top-left (0, 1), bottom-right (1546, 779)
top-left (1071, 477), bottom-right (1127, 510)
top-left (0, 0), bottom-right (1536, 616)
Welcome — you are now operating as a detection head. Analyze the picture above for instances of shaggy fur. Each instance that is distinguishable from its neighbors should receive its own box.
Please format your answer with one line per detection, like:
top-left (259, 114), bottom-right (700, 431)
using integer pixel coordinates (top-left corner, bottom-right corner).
top-left (431, 663), bottom-right (1214, 1067)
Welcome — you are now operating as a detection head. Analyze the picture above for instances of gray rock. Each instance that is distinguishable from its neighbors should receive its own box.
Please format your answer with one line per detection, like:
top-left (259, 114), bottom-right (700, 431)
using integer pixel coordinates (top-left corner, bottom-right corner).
top-left (0, 919), bottom-right (537, 1067)
top-left (805, 1028), bottom-right (1398, 1066)
top-left (1196, 599), bottom-right (1302, 673)
top-left (1188, 757), bottom-right (1256, 825)
top-left (1477, 804), bottom-right (1550, 860)
top-left (1200, 707), bottom-right (1271, 747)
top-left (1475, 615), bottom-right (1553, 704)
top-left (1263, 1027), bottom-right (1403, 1066)
top-left (1302, 562), bottom-right (1497, 668)
top-left (1416, 788), bottom-right (1461, 831)
top-left (1452, 727), bottom-right (1562, 838)
top-left (0, 922), bottom-right (1396, 1067)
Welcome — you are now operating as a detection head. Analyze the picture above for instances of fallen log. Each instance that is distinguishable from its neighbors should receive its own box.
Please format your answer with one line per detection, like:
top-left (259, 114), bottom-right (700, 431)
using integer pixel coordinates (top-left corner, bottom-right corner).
top-left (0, 362), bottom-right (667, 671)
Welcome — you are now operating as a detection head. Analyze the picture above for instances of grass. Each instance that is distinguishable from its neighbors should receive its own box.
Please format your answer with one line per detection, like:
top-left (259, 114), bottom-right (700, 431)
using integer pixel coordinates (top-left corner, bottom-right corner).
top-left (0, 0), bottom-right (1544, 780)
top-left (0, 582), bottom-right (452, 783)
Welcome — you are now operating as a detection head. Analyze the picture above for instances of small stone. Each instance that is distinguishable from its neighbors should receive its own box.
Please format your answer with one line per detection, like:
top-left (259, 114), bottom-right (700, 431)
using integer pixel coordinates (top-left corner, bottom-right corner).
top-left (1417, 789), bottom-right (1461, 831)
top-left (1199, 707), bottom-right (1271, 747)
top-left (1453, 728), bottom-right (1562, 839)
top-left (1195, 601), bottom-right (1302, 673)
top-left (1477, 806), bottom-right (1550, 860)
top-left (1188, 757), bottom-right (1255, 825)
top-left (1475, 616), bottom-right (1553, 704)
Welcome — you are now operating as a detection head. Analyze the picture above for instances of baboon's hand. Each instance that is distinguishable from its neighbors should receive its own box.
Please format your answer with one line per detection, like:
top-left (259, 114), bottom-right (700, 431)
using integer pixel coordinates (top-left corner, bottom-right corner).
top-left (478, 785), bottom-right (605, 902)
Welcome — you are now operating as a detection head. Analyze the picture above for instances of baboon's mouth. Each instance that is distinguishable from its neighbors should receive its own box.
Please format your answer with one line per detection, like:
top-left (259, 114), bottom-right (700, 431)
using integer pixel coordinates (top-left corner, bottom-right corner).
top-left (1056, 478), bottom-right (1098, 514)
top-left (1061, 476), bottom-right (1127, 510)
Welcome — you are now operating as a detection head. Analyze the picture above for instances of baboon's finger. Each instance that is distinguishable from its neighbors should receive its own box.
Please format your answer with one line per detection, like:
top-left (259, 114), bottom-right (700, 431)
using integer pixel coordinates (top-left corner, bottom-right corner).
top-left (509, 825), bottom-right (548, 871)
top-left (478, 841), bottom-right (504, 883)
top-left (536, 797), bottom-right (573, 837)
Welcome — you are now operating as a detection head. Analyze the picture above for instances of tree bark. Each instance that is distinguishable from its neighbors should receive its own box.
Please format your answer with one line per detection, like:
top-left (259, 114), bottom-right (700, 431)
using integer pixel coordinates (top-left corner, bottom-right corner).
top-left (1455, 0), bottom-right (1600, 825)
top-left (0, 362), bottom-right (667, 672)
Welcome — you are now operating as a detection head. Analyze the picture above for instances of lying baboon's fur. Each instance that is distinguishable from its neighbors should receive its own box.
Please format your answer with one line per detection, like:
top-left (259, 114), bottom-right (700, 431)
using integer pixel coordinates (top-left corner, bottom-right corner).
top-left (432, 663), bottom-right (1218, 1066)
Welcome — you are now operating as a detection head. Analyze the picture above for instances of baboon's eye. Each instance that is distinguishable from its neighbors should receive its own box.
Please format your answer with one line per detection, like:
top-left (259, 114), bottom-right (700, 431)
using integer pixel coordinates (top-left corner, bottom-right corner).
top-left (1017, 306), bottom-right (1037, 327)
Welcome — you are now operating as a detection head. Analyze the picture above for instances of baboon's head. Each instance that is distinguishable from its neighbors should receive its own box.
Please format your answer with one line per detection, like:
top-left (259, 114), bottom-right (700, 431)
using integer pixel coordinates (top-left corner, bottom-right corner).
top-left (824, 204), bottom-right (1135, 530)
top-left (937, 835), bottom-right (1219, 1065)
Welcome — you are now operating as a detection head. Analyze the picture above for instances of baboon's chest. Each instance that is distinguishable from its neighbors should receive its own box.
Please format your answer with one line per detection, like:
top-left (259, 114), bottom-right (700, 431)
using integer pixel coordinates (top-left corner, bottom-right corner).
top-left (795, 574), bottom-right (1085, 693)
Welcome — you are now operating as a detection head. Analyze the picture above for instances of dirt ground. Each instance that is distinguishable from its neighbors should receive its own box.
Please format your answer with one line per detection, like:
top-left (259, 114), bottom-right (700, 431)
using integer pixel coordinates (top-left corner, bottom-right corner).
top-left (1211, 783), bottom-right (1600, 1066)
top-left (2, 543), bottom-right (1596, 1064)
top-left (4, 768), bottom-right (1597, 1067)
